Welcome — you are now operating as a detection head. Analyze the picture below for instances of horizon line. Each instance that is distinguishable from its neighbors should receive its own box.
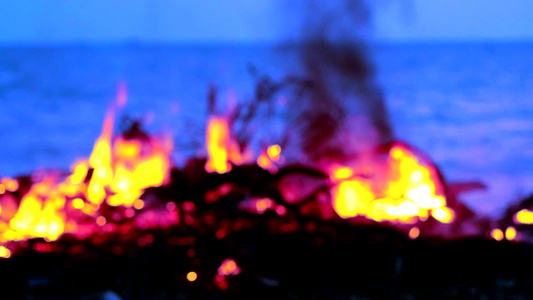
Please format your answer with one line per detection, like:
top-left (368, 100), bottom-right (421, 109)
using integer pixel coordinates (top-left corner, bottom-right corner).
top-left (1, 38), bottom-right (533, 48)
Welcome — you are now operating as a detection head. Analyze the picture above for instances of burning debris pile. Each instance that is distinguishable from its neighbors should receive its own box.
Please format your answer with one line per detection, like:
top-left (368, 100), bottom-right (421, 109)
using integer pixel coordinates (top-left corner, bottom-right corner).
top-left (1, 2), bottom-right (532, 298)
top-left (0, 82), bottom-right (460, 255)
top-left (1, 81), bottom-right (532, 299)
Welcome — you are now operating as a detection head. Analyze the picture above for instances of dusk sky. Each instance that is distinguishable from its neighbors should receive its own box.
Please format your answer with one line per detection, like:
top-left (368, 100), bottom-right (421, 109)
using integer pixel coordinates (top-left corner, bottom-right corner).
top-left (0, 0), bottom-right (532, 44)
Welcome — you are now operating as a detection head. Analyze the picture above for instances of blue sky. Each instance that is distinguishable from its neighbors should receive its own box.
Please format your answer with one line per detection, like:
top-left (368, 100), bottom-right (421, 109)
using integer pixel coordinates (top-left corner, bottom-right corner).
top-left (0, 0), bottom-right (532, 44)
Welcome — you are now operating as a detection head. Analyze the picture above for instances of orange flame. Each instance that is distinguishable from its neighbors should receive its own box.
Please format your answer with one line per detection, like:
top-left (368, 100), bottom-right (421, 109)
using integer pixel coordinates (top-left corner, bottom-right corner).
top-left (0, 84), bottom-right (172, 248)
top-left (205, 116), bottom-right (250, 174)
top-left (330, 143), bottom-right (454, 224)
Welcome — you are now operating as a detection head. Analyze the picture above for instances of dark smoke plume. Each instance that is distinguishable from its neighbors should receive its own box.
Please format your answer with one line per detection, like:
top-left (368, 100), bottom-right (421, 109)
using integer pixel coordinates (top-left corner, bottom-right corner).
top-left (292, 0), bottom-right (393, 164)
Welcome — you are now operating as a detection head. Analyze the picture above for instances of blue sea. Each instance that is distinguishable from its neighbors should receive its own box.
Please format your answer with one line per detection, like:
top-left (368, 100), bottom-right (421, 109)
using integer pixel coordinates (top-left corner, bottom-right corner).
top-left (0, 43), bottom-right (532, 218)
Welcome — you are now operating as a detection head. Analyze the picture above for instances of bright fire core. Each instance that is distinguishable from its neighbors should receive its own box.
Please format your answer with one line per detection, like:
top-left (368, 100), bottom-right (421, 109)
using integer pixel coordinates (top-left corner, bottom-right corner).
top-left (330, 143), bottom-right (454, 224)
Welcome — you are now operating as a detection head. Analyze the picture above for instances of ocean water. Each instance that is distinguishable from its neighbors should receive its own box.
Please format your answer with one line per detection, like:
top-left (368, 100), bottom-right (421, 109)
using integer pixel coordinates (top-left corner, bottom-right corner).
top-left (0, 43), bottom-right (531, 217)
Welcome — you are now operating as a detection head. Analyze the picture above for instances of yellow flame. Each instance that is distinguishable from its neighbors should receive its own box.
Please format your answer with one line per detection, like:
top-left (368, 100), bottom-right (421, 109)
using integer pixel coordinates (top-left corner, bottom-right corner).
top-left (0, 83), bottom-right (172, 247)
top-left (330, 143), bottom-right (454, 224)
top-left (86, 88), bottom-right (171, 208)
top-left (205, 116), bottom-right (250, 174)
top-left (205, 117), bottom-right (232, 173)
top-left (7, 177), bottom-right (65, 242)
top-left (332, 180), bottom-right (374, 219)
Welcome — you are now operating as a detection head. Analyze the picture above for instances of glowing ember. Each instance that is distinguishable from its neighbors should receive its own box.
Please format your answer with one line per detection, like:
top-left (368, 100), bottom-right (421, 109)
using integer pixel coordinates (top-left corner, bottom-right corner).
top-left (255, 198), bottom-right (275, 214)
top-left (0, 246), bottom-right (11, 258)
top-left (187, 271), bottom-right (198, 282)
top-left (96, 216), bottom-right (107, 226)
top-left (514, 209), bottom-right (533, 224)
top-left (214, 258), bottom-right (241, 289)
top-left (218, 259), bottom-right (240, 276)
top-left (257, 144), bottom-right (283, 173)
top-left (332, 167), bottom-right (354, 181)
top-left (133, 199), bottom-right (144, 210)
top-left (505, 226), bottom-right (517, 241)
top-left (330, 143), bottom-right (454, 224)
top-left (409, 227), bottom-right (420, 239)
top-left (491, 228), bottom-right (504, 241)
top-left (205, 116), bottom-right (250, 174)
top-left (166, 202), bottom-right (177, 211)
top-left (275, 205), bottom-right (287, 216)
top-left (238, 197), bottom-right (276, 214)
top-left (431, 207), bottom-right (455, 224)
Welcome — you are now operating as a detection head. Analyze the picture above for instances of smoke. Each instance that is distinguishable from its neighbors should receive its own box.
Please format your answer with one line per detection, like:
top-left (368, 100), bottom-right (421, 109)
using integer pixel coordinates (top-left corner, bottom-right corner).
top-left (290, 0), bottom-right (393, 164)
